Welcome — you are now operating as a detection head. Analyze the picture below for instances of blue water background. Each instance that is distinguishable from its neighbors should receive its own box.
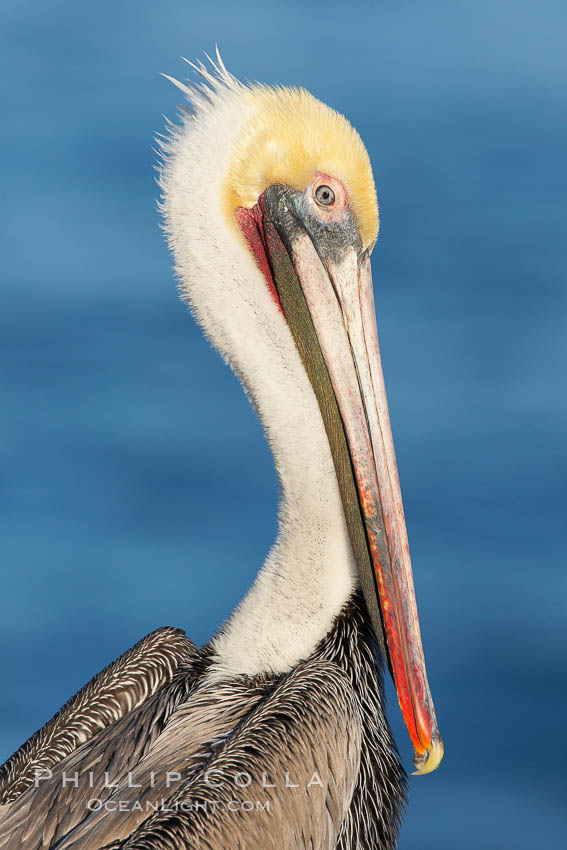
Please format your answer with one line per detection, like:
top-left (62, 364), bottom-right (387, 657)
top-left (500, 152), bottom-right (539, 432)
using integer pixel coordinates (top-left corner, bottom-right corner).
top-left (1, 1), bottom-right (566, 846)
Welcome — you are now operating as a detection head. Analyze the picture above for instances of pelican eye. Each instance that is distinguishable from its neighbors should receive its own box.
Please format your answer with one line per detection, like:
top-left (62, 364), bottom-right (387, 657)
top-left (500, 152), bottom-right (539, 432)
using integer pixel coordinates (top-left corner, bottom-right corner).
top-left (314, 185), bottom-right (335, 206)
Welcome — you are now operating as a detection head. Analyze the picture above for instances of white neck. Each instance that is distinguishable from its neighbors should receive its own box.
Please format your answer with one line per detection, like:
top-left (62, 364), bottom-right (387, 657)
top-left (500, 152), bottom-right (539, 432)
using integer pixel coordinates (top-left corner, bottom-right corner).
top-left (160, 75), bottom-right (357, 682)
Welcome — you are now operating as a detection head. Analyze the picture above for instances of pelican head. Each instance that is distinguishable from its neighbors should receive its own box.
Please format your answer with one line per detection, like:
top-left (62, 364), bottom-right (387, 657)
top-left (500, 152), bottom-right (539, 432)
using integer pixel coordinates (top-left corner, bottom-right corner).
top-left (160, 57), bottom-right (443, 775)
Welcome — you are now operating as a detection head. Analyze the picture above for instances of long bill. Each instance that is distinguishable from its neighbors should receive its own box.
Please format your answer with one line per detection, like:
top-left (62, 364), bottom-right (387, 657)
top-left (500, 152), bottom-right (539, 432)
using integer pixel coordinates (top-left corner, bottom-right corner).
top-left (239, 193), bottom-right (443, 775)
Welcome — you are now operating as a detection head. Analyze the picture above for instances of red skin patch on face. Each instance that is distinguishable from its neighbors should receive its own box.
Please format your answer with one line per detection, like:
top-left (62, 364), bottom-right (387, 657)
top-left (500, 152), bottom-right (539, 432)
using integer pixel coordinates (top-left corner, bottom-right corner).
top-left (235, 204), bottom-right (283, 313)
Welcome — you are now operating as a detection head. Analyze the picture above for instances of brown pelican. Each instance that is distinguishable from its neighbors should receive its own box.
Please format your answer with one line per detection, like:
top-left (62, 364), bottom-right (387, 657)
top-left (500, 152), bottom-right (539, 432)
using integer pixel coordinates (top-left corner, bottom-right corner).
top-left (0, 56), bottom-right (443, 849)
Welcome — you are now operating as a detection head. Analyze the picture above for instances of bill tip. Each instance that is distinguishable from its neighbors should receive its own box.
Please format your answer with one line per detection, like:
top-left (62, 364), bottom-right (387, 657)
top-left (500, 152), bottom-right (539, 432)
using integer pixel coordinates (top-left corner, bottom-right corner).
top-left (412, 729), bottom-right (444, 775)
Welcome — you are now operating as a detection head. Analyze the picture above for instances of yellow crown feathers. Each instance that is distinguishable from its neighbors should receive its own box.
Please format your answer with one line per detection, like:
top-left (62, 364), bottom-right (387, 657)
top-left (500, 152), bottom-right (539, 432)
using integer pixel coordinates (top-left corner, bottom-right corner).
top-left (226, 85), bottom-right (379, 252)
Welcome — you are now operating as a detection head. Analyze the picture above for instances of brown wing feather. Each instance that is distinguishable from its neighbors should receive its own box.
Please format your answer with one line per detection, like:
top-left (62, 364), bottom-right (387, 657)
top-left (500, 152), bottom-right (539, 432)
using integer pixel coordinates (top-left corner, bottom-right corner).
top-left (98, 660), bottom-right (361, 850)
top-left (0, 597), bottom-right (405, 850)
top-left (5, 677), bottom-right (270, 849)
top-left (0, 627), bottom-right (198, 806)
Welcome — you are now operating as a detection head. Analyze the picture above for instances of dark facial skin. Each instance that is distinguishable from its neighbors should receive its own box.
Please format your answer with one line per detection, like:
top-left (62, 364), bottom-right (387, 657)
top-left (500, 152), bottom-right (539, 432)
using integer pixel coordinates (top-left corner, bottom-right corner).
top-left (263, 184), bottom-right (364, 266)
